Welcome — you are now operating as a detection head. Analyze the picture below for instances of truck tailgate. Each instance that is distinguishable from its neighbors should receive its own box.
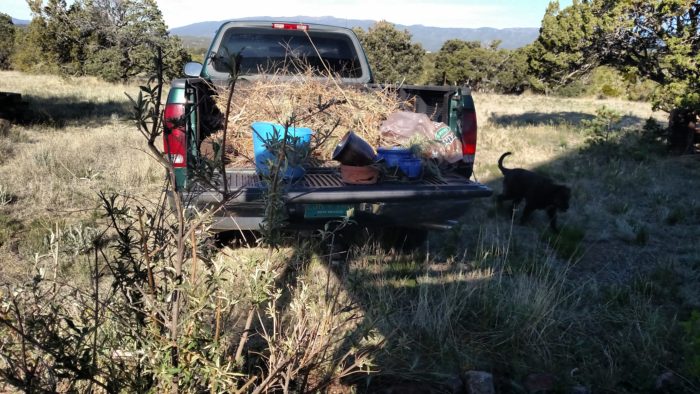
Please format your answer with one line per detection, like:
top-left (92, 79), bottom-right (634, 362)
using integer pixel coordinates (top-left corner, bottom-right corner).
top-left (187, 167), bottom-right (492, 205)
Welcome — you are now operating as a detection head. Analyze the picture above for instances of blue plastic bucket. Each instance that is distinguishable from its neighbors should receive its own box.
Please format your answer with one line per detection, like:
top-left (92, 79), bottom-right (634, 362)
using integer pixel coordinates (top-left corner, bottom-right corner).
top-left (251, 122), bottom-right (313, 180)
top-left (376, 147), bottom-right (413, 167)
top-left (398, 157), bottom-right (422, 179)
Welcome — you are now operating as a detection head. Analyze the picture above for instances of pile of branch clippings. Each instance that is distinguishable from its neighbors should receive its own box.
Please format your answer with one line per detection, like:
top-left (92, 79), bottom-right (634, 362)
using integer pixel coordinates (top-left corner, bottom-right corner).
top-left (206, 70), bottom-right (413, 166)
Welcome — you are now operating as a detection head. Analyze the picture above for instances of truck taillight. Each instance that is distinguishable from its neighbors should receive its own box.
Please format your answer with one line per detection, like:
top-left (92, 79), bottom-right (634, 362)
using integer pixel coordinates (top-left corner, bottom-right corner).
top-left (272, 22), bottom-right (309, 31)
top-left (163, 103), bottom-right (186, 168)
top-left (461, 110), bottom-right (477, 164)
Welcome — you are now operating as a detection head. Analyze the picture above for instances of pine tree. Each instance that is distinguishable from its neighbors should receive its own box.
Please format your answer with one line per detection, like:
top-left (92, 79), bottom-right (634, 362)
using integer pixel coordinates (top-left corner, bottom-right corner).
top-left (82, 0), bottom-right (189, 82)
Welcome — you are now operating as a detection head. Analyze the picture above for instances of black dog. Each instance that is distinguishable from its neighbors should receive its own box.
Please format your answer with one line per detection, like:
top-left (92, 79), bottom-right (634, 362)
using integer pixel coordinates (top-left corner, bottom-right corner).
top-left (497, 152), bottom-right (571, 231)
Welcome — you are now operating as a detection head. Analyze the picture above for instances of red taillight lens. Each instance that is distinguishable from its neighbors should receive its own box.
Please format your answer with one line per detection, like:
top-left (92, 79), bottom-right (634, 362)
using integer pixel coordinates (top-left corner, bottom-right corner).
top-left (163, 103), bottom-right (186, 168)
top-left (461, 110), bottom-right (477, 163)
top-left (271, 22), bottom-right (309, 31)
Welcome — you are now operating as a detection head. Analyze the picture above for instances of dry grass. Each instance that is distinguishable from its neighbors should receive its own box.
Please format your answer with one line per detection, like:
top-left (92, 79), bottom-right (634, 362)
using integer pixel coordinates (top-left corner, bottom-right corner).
top-left (0, 70), bottom-right (132, 104)
top-left (473, 92), bottom-right (667, 181)
top-left (0, 71), bottom-right (163, 271)
top-left (3, 128), bottom-right (162, 217)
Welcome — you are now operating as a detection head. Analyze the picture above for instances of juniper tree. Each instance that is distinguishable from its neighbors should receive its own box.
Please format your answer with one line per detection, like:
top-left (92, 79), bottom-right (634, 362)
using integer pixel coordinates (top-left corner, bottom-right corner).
top-left (13, 0), bottom-right (188, 82)
top-left (432, 39), bottom-right (530, 93)
top-left (354, 21), bottom-right (425, 84)
top-left (0, 13), bottom-right (14, 70)
top-left (531, 0), bottom-right (700, 113)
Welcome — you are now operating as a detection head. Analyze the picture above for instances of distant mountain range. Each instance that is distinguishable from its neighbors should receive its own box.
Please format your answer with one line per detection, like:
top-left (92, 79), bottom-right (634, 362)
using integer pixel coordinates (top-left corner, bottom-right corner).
top-left (11, 18), bottom-right (29, 25)
top-left (169, 16), bottom-right (540, 51)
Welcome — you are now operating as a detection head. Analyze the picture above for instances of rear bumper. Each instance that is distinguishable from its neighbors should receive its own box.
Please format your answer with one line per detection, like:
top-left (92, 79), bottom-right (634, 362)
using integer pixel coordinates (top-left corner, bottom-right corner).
top-left (182, 201), bottom-right (483, 232)
top-left (175, 168), bottom-right (492, 231)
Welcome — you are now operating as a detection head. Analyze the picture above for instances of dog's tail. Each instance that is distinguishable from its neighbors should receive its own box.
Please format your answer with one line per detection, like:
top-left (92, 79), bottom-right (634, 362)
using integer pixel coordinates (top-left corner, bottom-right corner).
top-left (498, 152), bottom-right (512, 174)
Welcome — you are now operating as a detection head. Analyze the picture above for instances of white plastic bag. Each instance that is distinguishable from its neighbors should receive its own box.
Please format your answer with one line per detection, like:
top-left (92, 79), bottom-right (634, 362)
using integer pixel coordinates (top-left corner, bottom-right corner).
top-left (380, 111), bottom-right (462, 163)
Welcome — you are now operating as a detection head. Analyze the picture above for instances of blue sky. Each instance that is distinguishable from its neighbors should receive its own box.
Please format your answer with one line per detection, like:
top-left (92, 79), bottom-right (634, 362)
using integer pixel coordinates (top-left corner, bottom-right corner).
top-left (2, 0), bottom-right (573, 29)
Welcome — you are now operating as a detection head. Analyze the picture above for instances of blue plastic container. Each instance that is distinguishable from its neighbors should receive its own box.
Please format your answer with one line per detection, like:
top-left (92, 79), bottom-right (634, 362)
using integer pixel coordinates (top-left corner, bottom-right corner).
top-left (399, 157), bottom-right (422, 179)
top-left (376, 147), bottom-right (413, 167)
top-left (251, 122), bottom-right (313, 180)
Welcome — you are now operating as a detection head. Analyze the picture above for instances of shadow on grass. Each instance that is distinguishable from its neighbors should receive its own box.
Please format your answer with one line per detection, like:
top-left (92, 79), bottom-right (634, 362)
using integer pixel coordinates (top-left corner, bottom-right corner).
top-left (207, 122), bottom-right (699, 392)
top-left (314, 129), bottom-right (696, 392)
top-left (489, 111), bottom-right (649, 129)
top-left (16, 94), bottom-right (132, 128)
top-left (260, 236), bottom-right (501, 393)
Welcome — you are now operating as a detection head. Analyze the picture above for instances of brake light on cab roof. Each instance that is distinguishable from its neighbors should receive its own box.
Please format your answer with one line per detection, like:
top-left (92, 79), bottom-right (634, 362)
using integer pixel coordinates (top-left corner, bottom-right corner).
top-left (271, 23), bottom-right (309, 31)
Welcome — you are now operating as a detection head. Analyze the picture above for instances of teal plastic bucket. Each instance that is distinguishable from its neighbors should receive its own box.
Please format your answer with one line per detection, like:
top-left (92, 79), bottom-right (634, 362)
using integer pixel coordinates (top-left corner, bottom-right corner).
top-left (251, 122), bottom-right (313, 180)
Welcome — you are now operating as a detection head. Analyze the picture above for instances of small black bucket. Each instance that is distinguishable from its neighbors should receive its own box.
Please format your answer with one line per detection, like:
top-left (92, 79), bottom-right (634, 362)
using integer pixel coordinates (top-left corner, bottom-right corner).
top-left (332, 131), bottom-right (377, 166)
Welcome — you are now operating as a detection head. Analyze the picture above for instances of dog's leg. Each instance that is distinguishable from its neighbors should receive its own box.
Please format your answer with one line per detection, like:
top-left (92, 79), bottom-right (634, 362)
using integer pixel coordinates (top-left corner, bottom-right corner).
top-left (547, 206), bottom-right (559, 232)
top-left (520, 202), bottom-right (534, 225)
top-left (497, 187), bottom-right (514, 214)
top-left (512, 197), bottom-right (523, 214)
top-left (497, 183), bottom-right (513, 203)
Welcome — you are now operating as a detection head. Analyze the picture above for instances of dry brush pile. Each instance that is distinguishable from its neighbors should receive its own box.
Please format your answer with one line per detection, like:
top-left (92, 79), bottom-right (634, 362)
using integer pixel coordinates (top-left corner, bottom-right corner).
top-left (207, 71), bottom-right (409, 165)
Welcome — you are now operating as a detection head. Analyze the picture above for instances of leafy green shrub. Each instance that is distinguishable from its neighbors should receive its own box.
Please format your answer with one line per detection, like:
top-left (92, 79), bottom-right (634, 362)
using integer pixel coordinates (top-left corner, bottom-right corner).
top-left (590, 66), bottom-right (626, 98)
top-left (553, 79), bottom-right (588, 97)
top-left (639, 117), bottom-right (668, 150)
top-left (625, 78), bottom-right (659, 102)
top-left (581, 110), bottom-right (668, 160)
top-left (600, 84), bottom-right (623, 98)
top-left (0, 13), bottom-right (15, 70)
top-left (585, 66), bottom-right (659, 101)
top-left (581, 106), bottom-right (622, 146)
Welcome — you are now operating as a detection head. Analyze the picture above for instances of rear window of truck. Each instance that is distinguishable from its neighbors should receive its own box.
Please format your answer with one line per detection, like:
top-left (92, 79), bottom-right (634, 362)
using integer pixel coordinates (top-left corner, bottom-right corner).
top-left (212, 27), bottom-right (363, 78)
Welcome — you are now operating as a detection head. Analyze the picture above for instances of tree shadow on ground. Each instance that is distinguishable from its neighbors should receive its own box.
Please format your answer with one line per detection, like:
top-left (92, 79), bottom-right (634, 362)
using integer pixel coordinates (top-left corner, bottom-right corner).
top-left (489, 111), bottom-right (650, 129)
top-left (15, 94), bottom-right (131, 129)
top-left (252, 234), bottom-right (498, 393)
